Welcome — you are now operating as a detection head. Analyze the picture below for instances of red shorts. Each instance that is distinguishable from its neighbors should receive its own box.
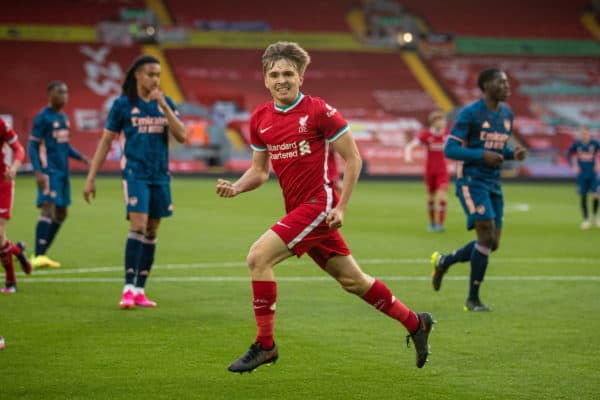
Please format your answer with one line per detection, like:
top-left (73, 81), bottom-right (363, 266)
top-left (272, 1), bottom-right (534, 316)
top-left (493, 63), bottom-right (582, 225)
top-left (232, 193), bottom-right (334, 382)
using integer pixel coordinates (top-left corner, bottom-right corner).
top-left (0, 180), bottom-right (14, 219)
top-left (271, 197), bottom-right (350, 269)
top-left (425, 171), bottom-right (449, 194)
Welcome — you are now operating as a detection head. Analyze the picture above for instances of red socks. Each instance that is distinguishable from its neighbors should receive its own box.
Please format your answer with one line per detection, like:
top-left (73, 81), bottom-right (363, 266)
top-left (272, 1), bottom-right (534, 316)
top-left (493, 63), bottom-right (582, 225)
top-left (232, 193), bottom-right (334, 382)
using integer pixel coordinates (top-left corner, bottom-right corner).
top-left (250, 279), bottom-right (419, 345)
top-left (0, 241), bottom-right (16, 285)
top-left (252, 280), bottom-right (277, 349)
top-left (427, 199), bottom-right (435, 224)
top-left (429, 199), bottom-right (446, 226)
top-left (439, 199), bottom-right (447, 225)
top-left (362, 279), bottom-right (419, 333)
top-left (10, 242), bottom-right (21, 256)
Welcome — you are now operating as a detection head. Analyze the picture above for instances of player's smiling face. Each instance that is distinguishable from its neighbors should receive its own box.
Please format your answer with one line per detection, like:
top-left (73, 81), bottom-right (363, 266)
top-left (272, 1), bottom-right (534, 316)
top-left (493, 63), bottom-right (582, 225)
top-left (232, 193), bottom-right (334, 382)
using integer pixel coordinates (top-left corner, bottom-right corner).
top-left (264, 58), bottom-right (303, 107)
top-left (136, 63), bottom-right (161, 96)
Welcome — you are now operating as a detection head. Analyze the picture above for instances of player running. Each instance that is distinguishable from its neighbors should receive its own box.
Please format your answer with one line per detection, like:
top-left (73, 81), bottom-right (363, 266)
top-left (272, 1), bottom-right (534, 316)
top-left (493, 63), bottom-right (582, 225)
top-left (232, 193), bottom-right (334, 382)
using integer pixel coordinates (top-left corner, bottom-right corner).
top-left (431, 68), bottom-right (527, 312)
top-left (216, 41), bottom-right (434, 373)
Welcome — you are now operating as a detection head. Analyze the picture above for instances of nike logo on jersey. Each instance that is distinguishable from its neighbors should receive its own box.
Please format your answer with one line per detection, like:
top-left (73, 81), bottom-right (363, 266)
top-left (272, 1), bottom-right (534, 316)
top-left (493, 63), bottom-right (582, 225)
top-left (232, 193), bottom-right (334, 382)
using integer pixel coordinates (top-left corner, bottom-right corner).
top-left (276, 222), bottom-right (291, 229)
top-left (260, 126), bottom-right (273, 134)
top-left (0, 208), bottom-right (8, 213)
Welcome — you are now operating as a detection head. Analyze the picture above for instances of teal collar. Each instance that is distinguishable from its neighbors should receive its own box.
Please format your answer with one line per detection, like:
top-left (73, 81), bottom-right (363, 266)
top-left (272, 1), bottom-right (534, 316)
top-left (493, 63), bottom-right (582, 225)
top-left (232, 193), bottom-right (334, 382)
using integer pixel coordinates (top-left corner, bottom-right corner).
top-left (274, 92), bottom-right (304, 113)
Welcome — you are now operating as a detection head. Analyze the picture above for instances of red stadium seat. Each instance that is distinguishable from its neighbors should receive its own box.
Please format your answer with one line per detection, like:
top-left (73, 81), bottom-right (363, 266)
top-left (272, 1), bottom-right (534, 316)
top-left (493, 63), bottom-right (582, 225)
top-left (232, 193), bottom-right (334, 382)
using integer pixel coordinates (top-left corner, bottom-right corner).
top-left (400, 0), bottom-right (592, 39)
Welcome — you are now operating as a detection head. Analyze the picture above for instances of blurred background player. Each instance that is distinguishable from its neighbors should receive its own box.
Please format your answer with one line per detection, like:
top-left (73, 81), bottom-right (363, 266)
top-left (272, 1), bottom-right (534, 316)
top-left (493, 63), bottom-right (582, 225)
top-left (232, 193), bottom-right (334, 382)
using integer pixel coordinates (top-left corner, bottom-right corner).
top-left (404, 110), bottom-right (449, 232)
top-left (565, 126), bottom-right (600, 229)
top-left (0, 117), bottom-right (32, 293)
top-left (216, 41), bottom-right (433, 373)
top-left (83, 55), bottom-right (186, 309)
top-left (28, 81), bottom-right (89, 269)
top-left (431, 68), bottom-right (527, 312)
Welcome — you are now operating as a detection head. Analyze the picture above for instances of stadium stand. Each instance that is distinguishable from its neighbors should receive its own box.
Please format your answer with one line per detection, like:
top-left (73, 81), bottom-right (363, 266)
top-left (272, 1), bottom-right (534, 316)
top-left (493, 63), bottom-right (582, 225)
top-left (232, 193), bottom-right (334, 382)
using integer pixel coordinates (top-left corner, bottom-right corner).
top-left (166, 47), bottom-right (433, 120)
top-left (165, 46), bottom-right (436, 173)
top-left (427, 54), bottom-right (600, 173)
top-left (165, 0), bottom-right (356, 32)
top-left (0, 40), bottom-right (142, 162)
top-left (0, 39), bottom-right (207, 173)
top-left (0, 0), bottom-right (146, 25)
top-left (399, 0), bottom-right (592, 39)
top-left (1, 0), bottom-right (598, 176)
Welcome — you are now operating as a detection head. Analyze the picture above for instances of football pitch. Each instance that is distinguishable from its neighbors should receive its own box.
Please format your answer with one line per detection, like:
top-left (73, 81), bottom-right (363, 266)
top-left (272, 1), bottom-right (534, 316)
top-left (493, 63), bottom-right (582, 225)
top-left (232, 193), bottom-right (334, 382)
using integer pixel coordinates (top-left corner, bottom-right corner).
top-left (1, 177), bottom-right (599, 399)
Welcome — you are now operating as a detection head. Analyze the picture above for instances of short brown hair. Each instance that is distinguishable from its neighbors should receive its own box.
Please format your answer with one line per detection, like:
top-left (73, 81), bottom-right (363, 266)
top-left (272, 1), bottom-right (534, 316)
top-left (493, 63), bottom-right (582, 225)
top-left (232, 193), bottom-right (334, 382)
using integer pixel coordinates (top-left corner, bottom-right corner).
top-left (428, 110), bottom-right (445, 125)
top-left (262, 41), bottom-right (311, 76)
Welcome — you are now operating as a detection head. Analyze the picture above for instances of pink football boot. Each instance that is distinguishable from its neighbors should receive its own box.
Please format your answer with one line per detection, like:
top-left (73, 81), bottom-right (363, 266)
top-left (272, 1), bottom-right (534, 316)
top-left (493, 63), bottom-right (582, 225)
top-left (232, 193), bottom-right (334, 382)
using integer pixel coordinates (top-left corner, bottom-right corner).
top-left (119, 289), bottom-right (135, 309)
top-left (134, 292), bottom-right (157, 307)
top-left (1, 285), bottom-right (16, 294)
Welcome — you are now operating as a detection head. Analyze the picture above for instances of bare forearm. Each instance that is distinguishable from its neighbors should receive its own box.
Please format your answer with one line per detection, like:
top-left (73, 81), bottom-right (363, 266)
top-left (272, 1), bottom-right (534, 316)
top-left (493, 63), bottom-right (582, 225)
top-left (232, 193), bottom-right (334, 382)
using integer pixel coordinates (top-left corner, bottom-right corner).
top-left (86, 134), bottom-right (113, 181)
top-left (11, 159), bottom-right (22, 170)
top-left (337, 156), bottom-right (362, 211)
top-left (404, 140), bottom-right (418, 161)
top-left (7, 159), bottom-right (22, 180)
top-left (165, 108), bottom-right (186, 143)
top-left (233, 167), bottom-right (269, 193)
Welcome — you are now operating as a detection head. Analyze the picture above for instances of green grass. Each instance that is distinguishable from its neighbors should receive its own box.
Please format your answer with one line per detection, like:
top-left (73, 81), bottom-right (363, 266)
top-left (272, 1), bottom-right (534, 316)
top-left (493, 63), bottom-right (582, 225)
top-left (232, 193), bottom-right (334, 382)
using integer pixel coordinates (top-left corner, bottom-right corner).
top-left (1, 177), bottom-right (599, 399)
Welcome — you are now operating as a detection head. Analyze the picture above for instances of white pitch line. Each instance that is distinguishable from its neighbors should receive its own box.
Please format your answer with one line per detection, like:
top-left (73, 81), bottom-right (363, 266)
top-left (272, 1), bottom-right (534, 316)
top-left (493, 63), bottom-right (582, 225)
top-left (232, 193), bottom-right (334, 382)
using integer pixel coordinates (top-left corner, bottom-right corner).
top-left (18, 275), bottom-right (600, 283)
top-left (504, 203), bottom-right (530, 212)
top-left (27, 256), bottom-right (599, 276)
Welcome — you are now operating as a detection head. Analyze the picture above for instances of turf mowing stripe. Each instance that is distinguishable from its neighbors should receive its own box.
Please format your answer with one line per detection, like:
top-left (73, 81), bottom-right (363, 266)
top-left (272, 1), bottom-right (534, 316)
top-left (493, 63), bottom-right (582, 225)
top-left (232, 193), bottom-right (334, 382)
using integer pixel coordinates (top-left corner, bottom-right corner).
top-left (18, 275), bottom-right (600, 283)
top-left (27, 256), bottom-right (599, 276)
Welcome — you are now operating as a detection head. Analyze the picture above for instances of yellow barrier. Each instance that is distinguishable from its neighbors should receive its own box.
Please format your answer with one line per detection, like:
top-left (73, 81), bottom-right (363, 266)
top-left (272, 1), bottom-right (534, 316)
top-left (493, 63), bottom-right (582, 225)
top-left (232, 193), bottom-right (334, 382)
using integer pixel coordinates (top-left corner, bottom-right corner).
top-left (163, 30), bottom-right (385, 52)
top-left (0, 24), bottom-right (96, 42)
top-left (401, 51), bottom-right (454, 112)
top-left (581, 12), bottom-right (600, 42)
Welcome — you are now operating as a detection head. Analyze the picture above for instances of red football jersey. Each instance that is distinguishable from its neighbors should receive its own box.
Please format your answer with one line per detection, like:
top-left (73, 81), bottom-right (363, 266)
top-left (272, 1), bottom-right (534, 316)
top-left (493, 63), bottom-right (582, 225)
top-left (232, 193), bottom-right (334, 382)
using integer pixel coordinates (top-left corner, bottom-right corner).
top-left (250, 94), bottom-right (349, 210)
top-left (417, 129), bottom-right (448, 175)
top-left (0, 117), bottom-right (20, 177)
top-left (327, 148), bottom-right (341, 183)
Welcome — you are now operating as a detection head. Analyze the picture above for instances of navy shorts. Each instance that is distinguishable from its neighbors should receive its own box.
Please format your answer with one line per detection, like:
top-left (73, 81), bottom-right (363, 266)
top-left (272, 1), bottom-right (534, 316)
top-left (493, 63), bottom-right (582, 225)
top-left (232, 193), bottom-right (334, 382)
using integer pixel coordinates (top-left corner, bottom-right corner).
top-left (456, 180), bottom-right (503, 230)
top-left (122, 179), bottom-right (173, 219)
top-left (37, 173), bottom-right (71, 208)
top-left (576, 174), bottom-right (599, 196)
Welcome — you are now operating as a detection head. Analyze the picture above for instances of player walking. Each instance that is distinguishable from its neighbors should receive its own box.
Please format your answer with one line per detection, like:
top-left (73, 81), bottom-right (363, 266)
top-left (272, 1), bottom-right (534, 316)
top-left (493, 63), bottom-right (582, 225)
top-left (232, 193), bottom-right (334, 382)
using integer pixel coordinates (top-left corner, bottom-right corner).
top-left (565, 126), bottom-right (600, 229)
top-left (83, 55), bottom-right (186, 309)
top-left (405, 110), bottom-right (449, 232)
top-left (29, 81), bottom-right (89, 268)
